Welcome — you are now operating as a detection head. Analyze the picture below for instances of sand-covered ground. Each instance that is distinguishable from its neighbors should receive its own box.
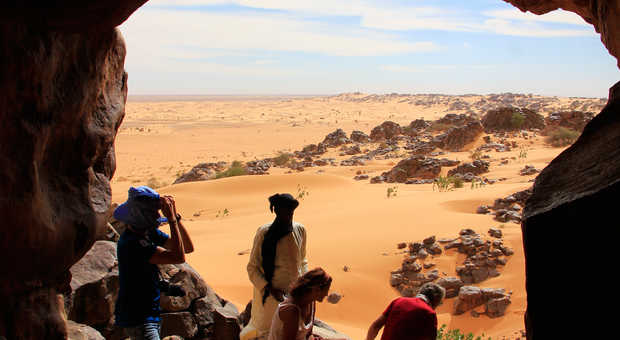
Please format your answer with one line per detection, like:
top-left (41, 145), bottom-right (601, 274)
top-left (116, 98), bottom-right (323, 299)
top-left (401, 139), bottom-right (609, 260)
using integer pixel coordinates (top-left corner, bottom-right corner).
top-left (111, 94), bottom-right (597, 340)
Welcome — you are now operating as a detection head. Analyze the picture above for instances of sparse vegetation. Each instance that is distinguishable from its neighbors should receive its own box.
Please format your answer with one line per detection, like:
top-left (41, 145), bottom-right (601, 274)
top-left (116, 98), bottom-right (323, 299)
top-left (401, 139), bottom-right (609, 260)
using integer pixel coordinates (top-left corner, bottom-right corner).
top-left (215, 208), bottom-right (230, 218)
top-left (545, 127), bottom-right (580, 147)
top-left (510, 111), bottom-right (525, 129)
top-left (296, 184), bottom-right (310, 200)
top-left (215, 161), bottom-right (247, 179)
top-left (387, 186), bottom-right (398, 198)
top-left (433, 176), bottom-right (462, 192)
top-left (469, 149), bottom-right (483, 161)
top-left (470, 178), bottom-right (486, 189)
top-left (437, 325), bottom-right (492, 340)
top-left (518, 146), bottom-right (529, 160)
top-left (273, 152), bottom-right (292, 166)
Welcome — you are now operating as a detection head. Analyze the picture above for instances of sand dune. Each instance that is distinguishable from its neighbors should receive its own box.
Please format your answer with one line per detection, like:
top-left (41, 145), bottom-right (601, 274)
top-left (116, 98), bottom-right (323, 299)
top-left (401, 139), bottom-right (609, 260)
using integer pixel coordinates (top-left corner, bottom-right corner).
top-left (110, 94), bottom-right (581, 339)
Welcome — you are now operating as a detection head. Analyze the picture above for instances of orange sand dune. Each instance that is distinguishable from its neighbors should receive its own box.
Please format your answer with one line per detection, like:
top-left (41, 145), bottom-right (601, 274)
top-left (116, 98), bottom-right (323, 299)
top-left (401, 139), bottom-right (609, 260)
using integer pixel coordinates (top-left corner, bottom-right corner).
top-left (110, 95), bottom-right (574, 340)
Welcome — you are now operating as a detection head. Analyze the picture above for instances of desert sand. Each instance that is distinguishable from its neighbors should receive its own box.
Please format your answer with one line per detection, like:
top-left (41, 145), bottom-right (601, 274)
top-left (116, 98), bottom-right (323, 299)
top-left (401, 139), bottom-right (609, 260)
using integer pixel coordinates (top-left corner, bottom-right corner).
top-left (111, 94), bottom-right (599, 340)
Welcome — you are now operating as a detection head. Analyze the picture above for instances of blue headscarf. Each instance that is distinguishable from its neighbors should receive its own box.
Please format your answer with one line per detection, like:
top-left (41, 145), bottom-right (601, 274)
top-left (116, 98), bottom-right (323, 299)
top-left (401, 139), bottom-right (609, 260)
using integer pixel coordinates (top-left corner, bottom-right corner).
top-left (114, 186), bottom-right (167, 230)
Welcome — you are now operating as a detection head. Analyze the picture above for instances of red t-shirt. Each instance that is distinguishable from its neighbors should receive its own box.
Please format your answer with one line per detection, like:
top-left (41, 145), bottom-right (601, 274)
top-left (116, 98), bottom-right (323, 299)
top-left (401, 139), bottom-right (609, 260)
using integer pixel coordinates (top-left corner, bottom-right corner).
top-left (380, 297), bottom-right (437, 340)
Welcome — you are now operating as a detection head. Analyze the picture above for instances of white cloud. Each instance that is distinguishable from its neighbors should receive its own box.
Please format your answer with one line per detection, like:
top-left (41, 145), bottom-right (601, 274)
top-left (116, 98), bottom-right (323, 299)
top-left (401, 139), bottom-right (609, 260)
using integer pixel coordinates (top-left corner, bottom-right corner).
top-left (380, 64), bottom-right (495, 73)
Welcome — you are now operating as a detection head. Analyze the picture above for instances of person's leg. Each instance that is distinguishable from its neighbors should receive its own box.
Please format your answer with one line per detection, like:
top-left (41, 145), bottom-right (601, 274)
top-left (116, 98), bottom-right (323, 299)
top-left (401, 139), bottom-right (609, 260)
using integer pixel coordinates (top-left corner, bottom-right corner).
top-left (141, 322), bottom-right (161, 340)
top-left (124, 326), bottom-right (145, 340)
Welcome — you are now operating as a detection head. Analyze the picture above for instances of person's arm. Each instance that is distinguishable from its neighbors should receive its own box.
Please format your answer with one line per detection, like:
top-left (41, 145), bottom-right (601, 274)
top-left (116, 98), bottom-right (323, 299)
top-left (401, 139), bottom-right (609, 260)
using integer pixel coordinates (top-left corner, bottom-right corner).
top-left (299, 224), bottom-right (309, 274)
top-left (247, 227), bottom-right (268, 291)
top-left (150, 196), bottom-right (185, 264)
top-left (164, 215), bottom-right (194, 253)
top-left (279, 305), bottom-right (301, 340)
top-left (366, 314), bottom-right (387, 340)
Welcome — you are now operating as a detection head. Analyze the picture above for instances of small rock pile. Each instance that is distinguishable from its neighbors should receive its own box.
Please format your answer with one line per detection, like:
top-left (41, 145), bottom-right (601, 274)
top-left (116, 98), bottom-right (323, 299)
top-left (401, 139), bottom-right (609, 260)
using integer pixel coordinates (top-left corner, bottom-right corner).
top-left (447, 160), bottom-right (490, 182)
top-left (376, 156), bottom-right (443, 183)
top-left (174, 162), bottom-right (228, 184)
top-left (390, 229), bottom-right (513, 318)
top-left (322, 128), bottom-right (351, 147)
top-left (444, 229), bottom-right (514, 284)
top-left (519, 165), bottom-right (540, 176)
top-left (370, 121), bottom-right (402, 141)
top-left (477, 188), bottom-right (532, 223)
top-left (245, 159), bottom-right (271, 175)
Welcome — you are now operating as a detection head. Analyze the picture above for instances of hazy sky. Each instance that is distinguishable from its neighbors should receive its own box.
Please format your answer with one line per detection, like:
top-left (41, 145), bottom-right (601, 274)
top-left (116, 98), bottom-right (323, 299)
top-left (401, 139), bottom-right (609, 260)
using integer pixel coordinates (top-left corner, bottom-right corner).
top-left (119, 0), bottom-right (619, 97)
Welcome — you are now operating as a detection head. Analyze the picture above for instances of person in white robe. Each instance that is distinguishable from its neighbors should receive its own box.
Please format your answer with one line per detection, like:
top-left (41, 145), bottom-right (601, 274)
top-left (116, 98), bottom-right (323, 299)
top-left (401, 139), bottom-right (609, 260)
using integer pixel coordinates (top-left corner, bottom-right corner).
top-left (240, 193), bottom-right (308, 340)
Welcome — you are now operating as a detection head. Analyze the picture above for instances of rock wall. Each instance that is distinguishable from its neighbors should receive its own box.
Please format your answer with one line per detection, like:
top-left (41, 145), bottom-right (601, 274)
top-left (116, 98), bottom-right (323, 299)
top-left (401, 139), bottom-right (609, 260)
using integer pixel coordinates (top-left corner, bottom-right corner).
top-left (504, 0), bottom-right (620, 67)
top-left (0, 2), bottom-right (145, 339)
top-left (521, 82), bottom-right (620, 340)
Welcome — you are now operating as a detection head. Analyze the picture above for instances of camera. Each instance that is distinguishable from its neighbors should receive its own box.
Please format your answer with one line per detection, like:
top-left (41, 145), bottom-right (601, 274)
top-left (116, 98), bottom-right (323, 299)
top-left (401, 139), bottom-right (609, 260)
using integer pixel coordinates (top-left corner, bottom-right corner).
top-left (158, 279), bottom-right (186, 297)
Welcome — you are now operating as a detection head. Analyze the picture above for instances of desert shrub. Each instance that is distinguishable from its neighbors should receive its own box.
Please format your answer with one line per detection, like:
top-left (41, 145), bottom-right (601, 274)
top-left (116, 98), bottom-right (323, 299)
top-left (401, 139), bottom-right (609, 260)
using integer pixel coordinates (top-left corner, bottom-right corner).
top-left (510, 112), bottom-right (525, 129)
top-left (387, 186), bottom-right (398, 198)
top-left (146, 177), bottom-right (166, 189)
top-left (433, 176), bottom-right (462, 192)
top-left (215, 161), bottom-right (247, 179)
top-left (273, 152), bottom-right (292, 166)
top-left (437, 325), bottom-right (492, 340)
top-left (296, 184), bottom-right (310, 200)
top-left (545, 127), bottom-right (580, 147)
top-left (469, 149), bottom-right (483, 161)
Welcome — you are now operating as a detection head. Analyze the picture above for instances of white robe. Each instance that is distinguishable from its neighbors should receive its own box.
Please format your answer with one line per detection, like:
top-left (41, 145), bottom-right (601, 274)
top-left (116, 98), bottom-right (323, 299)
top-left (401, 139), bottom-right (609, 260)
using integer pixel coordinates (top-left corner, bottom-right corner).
top-left (240, 222), bottom-right (308, 340)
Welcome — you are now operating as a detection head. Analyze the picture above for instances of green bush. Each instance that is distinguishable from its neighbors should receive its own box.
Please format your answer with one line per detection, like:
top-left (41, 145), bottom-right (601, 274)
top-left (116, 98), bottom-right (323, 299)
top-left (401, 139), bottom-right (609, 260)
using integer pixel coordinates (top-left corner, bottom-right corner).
top-left (433, 176), bottom-right (463, 192)
top-left (510, 112), bottom-right (525, 129)
top-left (215, 161), bottom-right (247, 179)
top-left (437, 325), bottom-right (492, 340)
top-left (545, 127), bottom-right (580, 147)
top-left (272, 152), bottom-right (292, 166)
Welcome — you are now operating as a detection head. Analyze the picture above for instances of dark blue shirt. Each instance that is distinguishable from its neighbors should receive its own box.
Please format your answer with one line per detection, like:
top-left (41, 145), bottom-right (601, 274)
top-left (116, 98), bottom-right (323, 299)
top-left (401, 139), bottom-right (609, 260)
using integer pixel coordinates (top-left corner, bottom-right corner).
top-left (115, 228), bottom-right (169, 327)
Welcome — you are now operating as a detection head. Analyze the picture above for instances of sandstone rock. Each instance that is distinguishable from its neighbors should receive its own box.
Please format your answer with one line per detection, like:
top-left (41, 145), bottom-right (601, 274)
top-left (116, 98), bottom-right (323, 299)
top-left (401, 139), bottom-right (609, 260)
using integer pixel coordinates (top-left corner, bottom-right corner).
top-left (486, 296), bottom-right (511, 318)
top-left (67, 241), bottom-right (119, 336)
top-left (381, 156), bottom-right (442, 183)
top-left (477, 205), bottom-right (491, 214)
top-left (437, 277), bottom-right (464, 299)
top-left (370, 121), bottom-right (402, 141)
top-left (322, 129), bottom-right (351, 147)
top-left (66, 320), bottom-right (106, 340)
top-left (448, 160), bottom-right (490, 177)
top-left (520, 165), bottom-right (540, 176)
top-left (454, 286), bottom-right (485, 315)
top-left (161, 312), bottom-right (198, 340)
top-left (433, 121), bottom-right (484, 152)
top-left (174, 162), bottom-right (227, 184)
top-left (245, 160), bottom-right (271, 175)
top-left (546, 111), bottom-right (594, 132)
top-left (213, 306), bottom-right (241, 340)
top-left (488, 228), bottom-right (503, 238)
top-left (160, 263), bottom-right (209, 312)
top-left (350, 130), bottom-right (370, 143)
top-left (397, 242), bottom-right (407, 249)
top-left (354, 174), bottom-right (369, 181)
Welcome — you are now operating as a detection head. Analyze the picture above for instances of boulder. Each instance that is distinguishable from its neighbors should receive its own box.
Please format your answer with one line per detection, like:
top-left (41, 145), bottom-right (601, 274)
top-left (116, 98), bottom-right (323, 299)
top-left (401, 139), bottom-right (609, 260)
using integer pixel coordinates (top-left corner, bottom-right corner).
top-left (160, 263), bottom-right (210, 312)
top-left (67, 241), bottom-right (119, 336)
top-left (432, 121), bottom-right (484, 152)
top-left (436, 277), bottom-right (464, 299)
top-left (454, 286), bottom-right (485, 315)
top-left (213, 306), bottom-right (241, 340)
top-left (322, 129), bottom-right (351, 147)
top-left (486, 296), bottom-right (511, 318)
top-left (161, 312), bottom-right (198, 339)
top-left (546, 111), bottom-right (594, 132)
top-left (174, 162), bottom-right (228, 184)
top-left (350, 130), bottom-right (371, 143)
top-left (66, 321), bottom-right (105, 340)
top-left (520, 165), bottom-right (540, 176)
top-left (447, 160), bottom-right (490, 177)
top-left (381, 156), bottom-right (442, 183)
top-left (327, 292), bottom-right (343, 304)
top-left (370, 121), bottom-right (402, 141)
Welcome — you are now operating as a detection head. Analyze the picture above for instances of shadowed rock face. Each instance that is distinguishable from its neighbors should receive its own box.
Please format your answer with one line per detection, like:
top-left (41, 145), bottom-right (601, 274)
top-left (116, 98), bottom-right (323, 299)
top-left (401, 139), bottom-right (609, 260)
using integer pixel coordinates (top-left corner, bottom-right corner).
top-left (0, 2), bottom-right (145, 339)
top-left (522, 81), bottom-right (620, 340)
top-left (504, 0), bottom-right (620, 67)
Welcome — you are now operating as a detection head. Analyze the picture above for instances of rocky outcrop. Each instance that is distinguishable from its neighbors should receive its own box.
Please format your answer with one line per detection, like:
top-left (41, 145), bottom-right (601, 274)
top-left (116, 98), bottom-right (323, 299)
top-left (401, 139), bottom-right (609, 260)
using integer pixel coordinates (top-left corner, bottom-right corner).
top-left (174, 162), bottom-right (228, 184)
top-left (66, 321), bottom-right (105, 340)
top-left (350, 130), bottom-right (371, 143)
top-left (482, 107), bottom-right (545, 132)
top-left (519, 82), bottom-right (620, 340)
top-left (432, 121), bottom-right (484, 151)
top-left (0, 2), bottom-right (145, 338)
top-left (370, 121), bottom-right (402, 141)
top-left (380, 156), bottom-right (442, 183)
top-left (322, 129), bottom-right (351, 147)
top-left (546, 111), bottom-right (594, 132)
top-left (453, 286), bottom-right (511, 318)
top-left (447, 160), bottom-right (490, 177)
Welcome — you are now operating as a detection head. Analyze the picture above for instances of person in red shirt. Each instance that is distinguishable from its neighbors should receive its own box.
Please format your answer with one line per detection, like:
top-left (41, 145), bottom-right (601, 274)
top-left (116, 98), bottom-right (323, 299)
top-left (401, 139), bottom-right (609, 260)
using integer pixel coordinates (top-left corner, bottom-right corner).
top-left (366, 283), bottom-right (446, 340)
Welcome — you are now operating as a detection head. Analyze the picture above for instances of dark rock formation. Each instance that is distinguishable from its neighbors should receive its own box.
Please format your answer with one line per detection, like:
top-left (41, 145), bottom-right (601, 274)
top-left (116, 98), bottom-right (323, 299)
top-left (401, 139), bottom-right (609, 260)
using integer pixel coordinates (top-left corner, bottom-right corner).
top-left (66, 320), bottom-right (105, 340)
top-left (453, 286), bottom-right (511, 317)
top-left (350, 130), bottom-right (371, 143)
top-left (432, 121), bottom-right (484, 152)
top-left (370, 121), bottom-right (402, 141)
top-left (520, 82), bottom-right (620, 340)
top-left (174, 162), bottom-right (227, 184)
top-left (546, 111), bottom-right (594, 132)
top-left (381, 156), bottom-right (442, 183)
top-left (447, 160), bottom-right (490, 177)
top-left (0, 2), bottom-right (145, 338)
top-left (322, 128), bottom-right (351, 147)
top-left (436, 113), bottom-right (477, 126)
top-left (482, 107), bottom-right (545, 132)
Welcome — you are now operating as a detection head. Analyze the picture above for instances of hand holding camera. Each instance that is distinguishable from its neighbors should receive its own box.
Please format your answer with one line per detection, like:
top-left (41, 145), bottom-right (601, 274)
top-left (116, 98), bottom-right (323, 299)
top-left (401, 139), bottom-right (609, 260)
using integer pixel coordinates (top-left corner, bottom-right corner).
top-left (160, 196), bottom-right (177, 224)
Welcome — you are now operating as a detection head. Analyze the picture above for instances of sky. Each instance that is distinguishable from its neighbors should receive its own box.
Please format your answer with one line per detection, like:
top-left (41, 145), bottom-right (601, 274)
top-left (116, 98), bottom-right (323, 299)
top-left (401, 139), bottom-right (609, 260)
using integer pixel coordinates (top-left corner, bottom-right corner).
top-left (119, 0), bottom-right (619, 97)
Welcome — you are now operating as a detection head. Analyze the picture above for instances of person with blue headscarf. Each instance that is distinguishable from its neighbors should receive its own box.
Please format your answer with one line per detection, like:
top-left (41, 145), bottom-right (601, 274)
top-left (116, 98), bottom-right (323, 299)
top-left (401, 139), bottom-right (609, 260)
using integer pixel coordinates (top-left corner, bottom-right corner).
top-left (113, 186), bottom-right (194, 340)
